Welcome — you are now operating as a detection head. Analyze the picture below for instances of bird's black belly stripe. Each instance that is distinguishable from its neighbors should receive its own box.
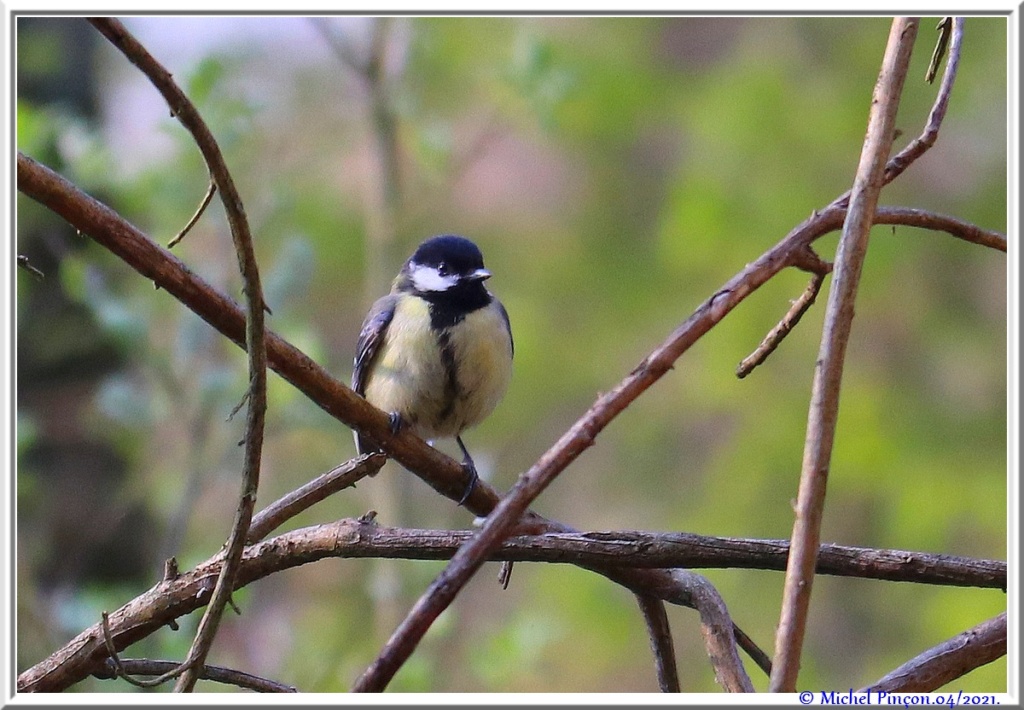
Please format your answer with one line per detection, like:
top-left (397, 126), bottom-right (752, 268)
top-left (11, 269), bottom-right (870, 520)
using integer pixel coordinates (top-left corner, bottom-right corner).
top-left (436, 328), bottom-right (460, 424)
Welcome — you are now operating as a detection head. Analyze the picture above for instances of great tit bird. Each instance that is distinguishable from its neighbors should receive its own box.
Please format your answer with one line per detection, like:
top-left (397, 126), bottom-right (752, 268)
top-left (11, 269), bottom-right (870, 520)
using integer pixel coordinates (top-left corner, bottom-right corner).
top-left (352, 235), bottom-right (513, 504)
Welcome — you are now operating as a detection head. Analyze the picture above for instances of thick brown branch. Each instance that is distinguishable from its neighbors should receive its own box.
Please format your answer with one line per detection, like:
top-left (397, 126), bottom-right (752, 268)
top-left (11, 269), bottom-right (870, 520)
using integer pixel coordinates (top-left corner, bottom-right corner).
top-left (86, 17), bottom-right (269, 693)
top-left (859, 612), bottom-right (1006, 692)
top-left (771, 18), bottom-right (919, 692)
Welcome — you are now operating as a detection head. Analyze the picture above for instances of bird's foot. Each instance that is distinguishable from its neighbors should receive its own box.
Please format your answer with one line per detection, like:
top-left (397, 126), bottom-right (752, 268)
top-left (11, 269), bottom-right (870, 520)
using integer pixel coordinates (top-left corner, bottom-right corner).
top-left (458, 460), bottom-right (479, 506)
top-left (455, 435), bottom-right (479, 506)
top-left (387, 412), bottom-right (405, 437)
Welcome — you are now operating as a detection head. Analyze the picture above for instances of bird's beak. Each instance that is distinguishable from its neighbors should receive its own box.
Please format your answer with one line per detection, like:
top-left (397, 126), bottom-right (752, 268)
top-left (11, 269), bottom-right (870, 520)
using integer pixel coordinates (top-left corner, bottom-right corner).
top-left (467, 268), bottom-right (492, 282)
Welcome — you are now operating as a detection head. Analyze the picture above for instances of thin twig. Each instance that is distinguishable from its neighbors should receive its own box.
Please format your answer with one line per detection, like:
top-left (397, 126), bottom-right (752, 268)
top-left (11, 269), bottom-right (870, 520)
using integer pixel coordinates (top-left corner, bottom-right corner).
top-left (859, 612), bottom-right (1006, 693)
top-left (497, 560), bottom-right (514, 589)
top-left (86, 17), bottom-right (268, 693)
top-left (770, 18), bottom-right (919, 693)
top-left (926, 18), bottom-right (953, 84)
top-left (93, 658), bottom-right (298, 692)
top-left (879, 17), bottom-right (964, 190)
top-left (167, 179), bottom-right (216, 248)
top-left (739, 203), bottom-right (1004, 379)
top-left (872, 205), bottom-right (1005, 251)
top-left (737, 273), bottom-right (826, 379)
top-left (247, 453), bottom-right (387, 542)
top-left (636, 594), bottom-right (681, 692)
top-left (17, 254), bottom-right (45, 279)
top-left (101, 612), bottom-right (179, 688)
top-left (827, 18), bottom-right (963, 213)
top-left (791, 245), bottom-right (834, 275)
top-left (733, 624), bottom-right (772, 677)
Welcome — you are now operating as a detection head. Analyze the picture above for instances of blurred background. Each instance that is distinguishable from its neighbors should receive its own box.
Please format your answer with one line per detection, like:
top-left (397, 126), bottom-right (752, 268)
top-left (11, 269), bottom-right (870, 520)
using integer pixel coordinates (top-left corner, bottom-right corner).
top-left (15, 16), bottom-right (1007, 693)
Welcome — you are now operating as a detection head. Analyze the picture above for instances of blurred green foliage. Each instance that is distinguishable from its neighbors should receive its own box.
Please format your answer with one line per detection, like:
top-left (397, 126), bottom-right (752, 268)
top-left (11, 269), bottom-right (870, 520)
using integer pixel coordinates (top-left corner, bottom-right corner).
top-left (16, 16), bottom-right (1007, 693)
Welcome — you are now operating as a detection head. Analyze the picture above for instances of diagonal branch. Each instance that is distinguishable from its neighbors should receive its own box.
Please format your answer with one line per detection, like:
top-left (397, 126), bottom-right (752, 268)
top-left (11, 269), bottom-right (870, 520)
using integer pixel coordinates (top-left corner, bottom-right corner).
top-left (770, 17), bottom-right (919, 692)
top-left (737, 273), bottom-right (826, 379)
top-left (86, 17), bottom-right (268, 693)
top-left (859, 612), bottom-right (1006, 693)
top-left (246, 453), bottom-right (386, 543)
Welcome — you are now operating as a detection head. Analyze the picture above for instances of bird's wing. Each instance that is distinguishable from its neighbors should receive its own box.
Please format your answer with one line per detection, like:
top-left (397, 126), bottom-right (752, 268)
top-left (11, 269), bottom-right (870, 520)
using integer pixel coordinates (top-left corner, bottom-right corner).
top-left (352, 294), bottom-right (398, 456)
top-left (497, 299), bottom-right (514, 358)
top-left (352, 293), bottom-right (398, 395)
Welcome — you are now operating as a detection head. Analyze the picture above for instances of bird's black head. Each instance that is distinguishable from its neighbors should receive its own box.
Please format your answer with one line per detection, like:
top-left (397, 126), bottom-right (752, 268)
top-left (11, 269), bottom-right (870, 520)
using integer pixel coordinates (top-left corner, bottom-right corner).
top-left (397, 235), bottom-right (494, 321)
top-left (400, 235), bottom-right (491, 293)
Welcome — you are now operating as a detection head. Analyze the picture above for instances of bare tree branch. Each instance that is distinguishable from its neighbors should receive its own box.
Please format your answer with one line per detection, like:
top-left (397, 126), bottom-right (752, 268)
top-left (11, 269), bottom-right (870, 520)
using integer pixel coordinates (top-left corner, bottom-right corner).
top-left (828, 17), bottom-right (964, 212)
top-left (771, 17), bottom-right (919, 692)
top-left (676, 570), bottom-right (755, 692)
top-left (880, 18), bottom-right (964, 188)
top-left (86, 17), bottom-right (269, 693)
top-left (733, 624), bottom-right (772, 678)
top-left (859, 612), bottom-right (1006, 693)
top-left (854, 206), bottom-right (1004, 252)
top-left (247, 453), bottom-right (387, 543)
top-left (16, 515), bottom-right (1005, 692)
top-left (636, 595), bottom-right (681, 692)
top-left (167, 178), bottom-right (216, 249)
top-left (739, 204), bottom-right (1004, 378)
top-left (92, 658), bottom-right (298, 693)
top-left (737, 273), bottom-right (826, 379)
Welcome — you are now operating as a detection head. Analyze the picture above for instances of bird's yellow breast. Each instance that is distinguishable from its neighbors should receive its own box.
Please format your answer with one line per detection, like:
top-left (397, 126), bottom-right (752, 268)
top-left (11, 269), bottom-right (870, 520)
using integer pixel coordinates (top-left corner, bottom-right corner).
top-left (363, 296), bottom-right (512, 439)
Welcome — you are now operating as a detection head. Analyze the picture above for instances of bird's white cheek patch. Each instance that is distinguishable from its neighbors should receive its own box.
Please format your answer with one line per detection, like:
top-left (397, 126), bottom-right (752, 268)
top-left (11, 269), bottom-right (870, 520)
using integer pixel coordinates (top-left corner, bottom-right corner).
top-left (410, 264), bottom-right (458, 292)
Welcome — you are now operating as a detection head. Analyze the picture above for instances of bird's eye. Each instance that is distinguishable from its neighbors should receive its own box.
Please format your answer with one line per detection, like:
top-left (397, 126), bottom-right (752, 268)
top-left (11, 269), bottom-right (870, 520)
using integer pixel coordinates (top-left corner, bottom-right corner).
top-left (437, 262), bottom-right (450, 276)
